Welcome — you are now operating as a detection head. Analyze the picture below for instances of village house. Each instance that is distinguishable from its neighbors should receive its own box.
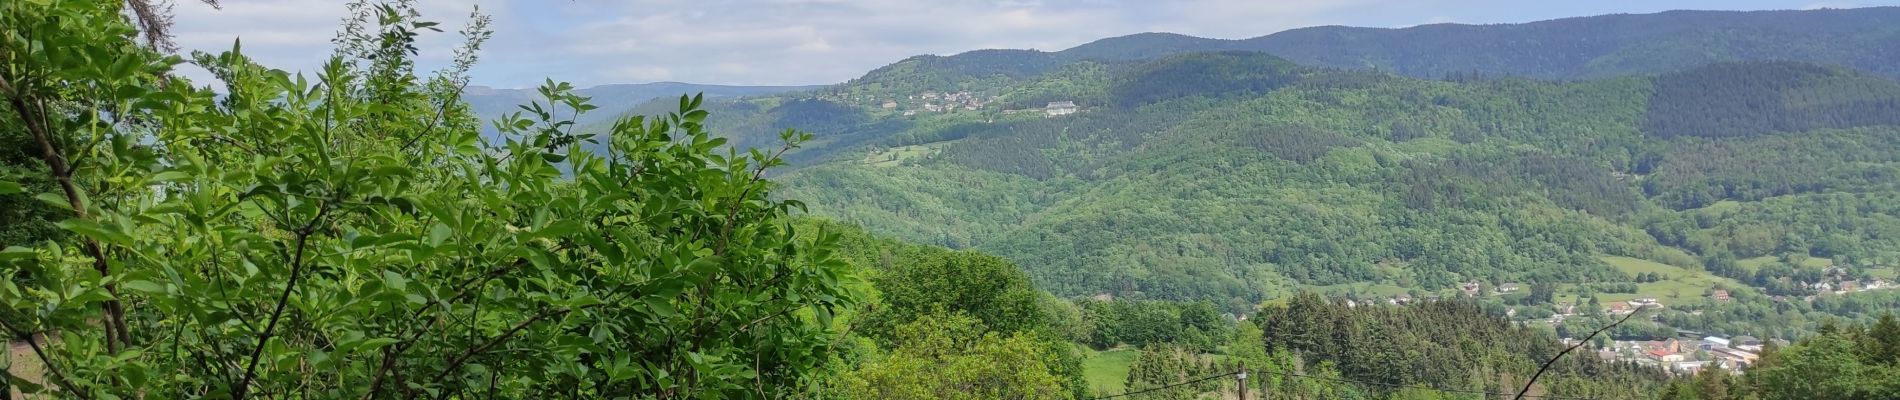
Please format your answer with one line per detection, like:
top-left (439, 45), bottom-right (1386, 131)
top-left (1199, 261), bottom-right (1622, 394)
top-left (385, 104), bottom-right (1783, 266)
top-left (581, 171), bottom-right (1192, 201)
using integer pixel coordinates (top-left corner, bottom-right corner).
top-left (1647, 348), bottom-right (1683, 363)
top-left (881, 100), bottom-right (897, 109)
top-left (1608, 302), bottom-right (1632, 315)
top-left (1644, 339), bottom-right (1683, 354)
top-left (1461, 281), bottom-right (1482, 297)
top-left (1711, 347), bottom-right (1759, 367)
top-left (1496, 282), bottom-right (1520, 294)
top-left (1044, 101), bottom-right (1078, 116)
top-left (1557, 302), bottom-right (1576, 315)
top-left (1701, 336), bottom-right (1730, 349)
top-left (1732, 335), bottom-right (1763, 347)
top-left (1710, 289), bottom-right (1731, 302)
top-left (1671, 361), bottom-right (1710, 375)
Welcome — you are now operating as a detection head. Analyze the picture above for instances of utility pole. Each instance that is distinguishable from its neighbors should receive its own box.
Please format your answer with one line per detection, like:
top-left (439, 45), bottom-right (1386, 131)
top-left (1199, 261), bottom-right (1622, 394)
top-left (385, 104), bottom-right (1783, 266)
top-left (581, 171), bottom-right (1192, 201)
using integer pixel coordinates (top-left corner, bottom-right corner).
top-left (1237, 361), bottom-right (1249, 400)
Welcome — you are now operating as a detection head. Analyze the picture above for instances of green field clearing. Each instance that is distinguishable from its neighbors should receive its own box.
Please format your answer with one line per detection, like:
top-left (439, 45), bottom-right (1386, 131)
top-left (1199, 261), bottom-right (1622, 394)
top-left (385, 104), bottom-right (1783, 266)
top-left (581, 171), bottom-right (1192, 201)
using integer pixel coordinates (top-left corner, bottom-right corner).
top-left (1083, 348), bottom-right (1138, 395)
top-left (1799, 257), bottom-right (1833, 268)
top-left (1737, 256), bottom-right (1778, 272)
top-left (1871, 267), bottom-right (1897, 280)
top-left (1595, 256), bottom-right (1743, 306)
top-left (861, 141), bottom-right (954, 167)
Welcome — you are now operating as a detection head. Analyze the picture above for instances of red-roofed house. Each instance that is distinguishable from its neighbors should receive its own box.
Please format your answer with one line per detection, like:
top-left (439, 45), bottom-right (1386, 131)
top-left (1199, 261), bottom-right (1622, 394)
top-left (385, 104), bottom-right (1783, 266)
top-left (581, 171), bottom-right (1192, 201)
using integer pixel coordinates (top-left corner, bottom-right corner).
top-left (1647, 348), bottom-right (1683, 362)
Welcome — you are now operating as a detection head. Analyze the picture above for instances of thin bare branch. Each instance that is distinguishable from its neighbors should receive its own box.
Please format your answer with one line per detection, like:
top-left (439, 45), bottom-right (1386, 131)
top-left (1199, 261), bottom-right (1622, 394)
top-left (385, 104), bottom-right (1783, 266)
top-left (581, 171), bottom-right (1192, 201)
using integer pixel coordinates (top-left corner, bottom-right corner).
top-left (234, 202), bottom-right (333, 400)
top-left (1514, 305), bottom-right (1649, 400)
top-left (0, 319), bottom-right (91, 400)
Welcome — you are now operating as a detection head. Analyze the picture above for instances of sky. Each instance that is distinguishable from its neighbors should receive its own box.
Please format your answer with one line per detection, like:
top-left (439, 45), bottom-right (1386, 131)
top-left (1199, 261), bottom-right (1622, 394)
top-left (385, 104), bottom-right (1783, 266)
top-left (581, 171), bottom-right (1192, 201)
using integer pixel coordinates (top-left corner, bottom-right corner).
top-left (167, 0), bottom-right (1897, 89)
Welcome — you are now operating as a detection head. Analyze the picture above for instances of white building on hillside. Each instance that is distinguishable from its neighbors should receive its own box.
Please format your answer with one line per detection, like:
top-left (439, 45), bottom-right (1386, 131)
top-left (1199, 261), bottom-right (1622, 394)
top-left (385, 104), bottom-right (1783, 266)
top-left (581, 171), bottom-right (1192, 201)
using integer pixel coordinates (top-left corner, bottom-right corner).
top-left (1045, 101), bottom-right (1078, 116)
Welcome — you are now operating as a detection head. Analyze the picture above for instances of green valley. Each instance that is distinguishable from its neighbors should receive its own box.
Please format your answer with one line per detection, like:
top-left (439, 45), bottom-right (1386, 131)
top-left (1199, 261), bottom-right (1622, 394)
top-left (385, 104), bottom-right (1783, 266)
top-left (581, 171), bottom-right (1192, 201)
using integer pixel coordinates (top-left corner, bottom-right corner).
top-left (7, 2), bottom-right (1900, 399)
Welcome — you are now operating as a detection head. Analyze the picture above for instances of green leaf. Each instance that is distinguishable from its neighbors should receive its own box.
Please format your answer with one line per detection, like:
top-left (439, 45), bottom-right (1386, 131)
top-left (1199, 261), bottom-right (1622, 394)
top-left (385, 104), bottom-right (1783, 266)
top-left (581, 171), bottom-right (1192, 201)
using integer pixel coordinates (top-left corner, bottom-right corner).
top-left (687, 256), bottom-right (723, 276)
top-left (532, 220), bottom-right (584, 239)
top-left (369, 165), bottom-right (413, 179)
top-left (567, 295), bottom-right (604, 308)
top-left (0, 180), bottom-right (22, 194)
top-left (428, 222), bottom-right (452, 247)
top-left (644, 297), bottom-right (679, 319)
top-left (122, 280), bottom-right (166, 294)
top-left (151, 171), bottom-right (192, 183)
top-left (0, 246), bottom-right (35, 262)
top-left (6, 374), bottom-right (45, 394)
top-left (35, 192), bottom-right (74, 211)
top-left (359, 337), bottom-right (400, 351)
top-left (381, 270), bottom-right (409, 292)
top-left (57, 219), bottom-right (133, 246)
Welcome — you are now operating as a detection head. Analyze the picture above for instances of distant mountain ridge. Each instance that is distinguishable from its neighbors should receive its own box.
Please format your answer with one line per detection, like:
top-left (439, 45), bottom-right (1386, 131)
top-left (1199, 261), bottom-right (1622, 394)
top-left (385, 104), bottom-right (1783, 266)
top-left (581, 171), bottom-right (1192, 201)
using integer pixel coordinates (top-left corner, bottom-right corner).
top-left (463, 82), bottom-right (821, 135)
top-left (849, 6), bottom-right (1900, 87)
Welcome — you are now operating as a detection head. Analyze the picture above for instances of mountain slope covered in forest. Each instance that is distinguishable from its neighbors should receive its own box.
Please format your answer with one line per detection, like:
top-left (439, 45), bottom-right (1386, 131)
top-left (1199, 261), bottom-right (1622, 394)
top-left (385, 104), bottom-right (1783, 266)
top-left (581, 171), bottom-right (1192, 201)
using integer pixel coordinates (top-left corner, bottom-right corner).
top-left (767, 52), bottom-right (1900, 316)
top-left (528, 7), bottom-right (1900, 321)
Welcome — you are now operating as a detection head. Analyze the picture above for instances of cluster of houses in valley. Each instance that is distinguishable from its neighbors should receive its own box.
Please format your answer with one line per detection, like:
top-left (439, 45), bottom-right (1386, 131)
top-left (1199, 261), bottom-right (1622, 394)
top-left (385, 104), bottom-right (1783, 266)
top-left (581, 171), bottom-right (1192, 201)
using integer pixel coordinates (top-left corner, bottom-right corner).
top-left (1793, 269), bottom-right (1892, 298)
top-left (1608, 297), bottom-right (1665, 315)
top-left (814, 89), bottom-right (1085, 118)
top-left (1582, 335), bottom-right (1788, 375)
top-left (873, 91), bottom-right (995, 116)
top-left (1340, 281), bottom-right (1530, 308)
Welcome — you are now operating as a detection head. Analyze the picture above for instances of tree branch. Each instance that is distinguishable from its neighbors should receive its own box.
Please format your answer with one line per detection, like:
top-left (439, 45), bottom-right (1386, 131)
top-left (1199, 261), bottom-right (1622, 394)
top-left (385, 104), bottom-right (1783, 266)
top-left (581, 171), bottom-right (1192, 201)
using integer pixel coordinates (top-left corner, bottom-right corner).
top-left (0, 318), bottom-right (91, 400)
top-left (1514, 305), bottom-right (1647, 400)
top-left (406, 307), bottom-right (572, 400)
top-left (398, 81), bottom-right (466, 153)
top-left (714, 143), bottom-right (791, 255)
top-left (363, 258), bottom-right (528, 398)
top-left (0, 70), bottom-right (131, 354)
top-left (233, 202), bottom-right (332, 400)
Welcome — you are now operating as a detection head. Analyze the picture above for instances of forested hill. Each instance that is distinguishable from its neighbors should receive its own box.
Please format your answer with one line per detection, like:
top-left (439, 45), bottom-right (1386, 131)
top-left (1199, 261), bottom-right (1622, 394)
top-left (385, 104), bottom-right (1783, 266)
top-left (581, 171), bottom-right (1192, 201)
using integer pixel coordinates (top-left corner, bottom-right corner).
top-left (532, 7), bottom-right (1900, 326)
top-left (762, 49), bottom-right (1900, 316)
top-left (1244, 7), bottom-right (1900, 80)
top-left (845, 6), bottom-right (1900, 87)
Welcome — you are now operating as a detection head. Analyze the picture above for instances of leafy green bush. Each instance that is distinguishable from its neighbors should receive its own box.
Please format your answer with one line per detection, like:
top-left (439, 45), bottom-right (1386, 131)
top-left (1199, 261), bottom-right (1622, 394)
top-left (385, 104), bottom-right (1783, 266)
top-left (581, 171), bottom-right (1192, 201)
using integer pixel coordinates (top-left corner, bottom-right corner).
top-left (0, 1), bottom-right (855, 397)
